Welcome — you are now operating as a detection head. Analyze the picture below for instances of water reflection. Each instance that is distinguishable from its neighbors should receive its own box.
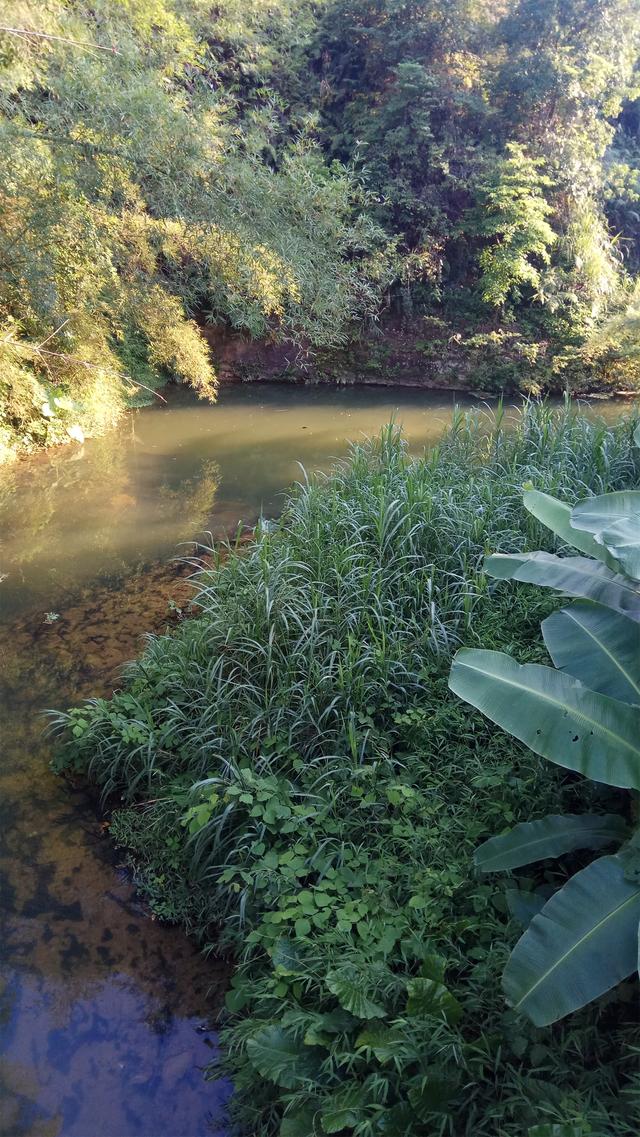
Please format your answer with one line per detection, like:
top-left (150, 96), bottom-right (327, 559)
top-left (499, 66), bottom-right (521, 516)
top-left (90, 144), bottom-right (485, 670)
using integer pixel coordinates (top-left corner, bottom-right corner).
top-left (2, 974), bottom-right (227, 1137)
top-left (0, 383), bottom-right (484, 620)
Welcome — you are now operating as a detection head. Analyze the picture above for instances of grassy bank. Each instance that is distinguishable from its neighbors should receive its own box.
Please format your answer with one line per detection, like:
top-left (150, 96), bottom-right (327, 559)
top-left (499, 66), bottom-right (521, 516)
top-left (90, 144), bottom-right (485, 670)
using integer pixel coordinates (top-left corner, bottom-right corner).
top-left (55, 404), bottom-right (640, 1136)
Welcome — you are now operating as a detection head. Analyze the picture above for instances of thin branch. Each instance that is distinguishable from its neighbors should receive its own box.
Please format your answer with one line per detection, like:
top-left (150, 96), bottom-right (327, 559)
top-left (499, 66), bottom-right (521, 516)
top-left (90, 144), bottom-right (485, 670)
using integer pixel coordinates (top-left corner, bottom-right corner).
top-left (0, 25), bottom-right (121, 55)
top-left (124, 377), bottom-right (168, 404)
top-left (37, 318), bottom-right (69, 349)
top-left (34, 348), bottom-right (168, 403)
top-left (2, 336), bottom-right (168, 404)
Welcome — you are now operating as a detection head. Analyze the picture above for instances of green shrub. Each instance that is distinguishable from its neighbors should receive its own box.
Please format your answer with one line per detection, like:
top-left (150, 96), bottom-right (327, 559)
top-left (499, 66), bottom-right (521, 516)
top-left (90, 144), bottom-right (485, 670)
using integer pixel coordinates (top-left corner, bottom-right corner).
top-left (55, 404), bottom-right (640, 1135)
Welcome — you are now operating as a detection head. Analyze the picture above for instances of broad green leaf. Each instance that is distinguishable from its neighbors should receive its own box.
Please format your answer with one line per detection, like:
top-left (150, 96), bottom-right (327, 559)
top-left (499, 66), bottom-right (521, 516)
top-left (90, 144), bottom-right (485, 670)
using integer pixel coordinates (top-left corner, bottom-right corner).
top-left (321, 1107), bottom-right (359, 1133)
top-left (374, 1104), bottom-right (415, 1135)
top-left (316, 1009), bottom-right (358, 1033)
top-left (475, 813), bottom-right (627, 872)
top-left (503, 854), bottom-right (640, 1025)
top-left (320, 1085), bottom-right (367, 1133)
top-left (326, 966), bottom-right (386, 1020)
top-left (271, 937), bottom-right (304, 975)
top-left (294, 1008), bottom-right (357, 1047)
top-left (405, 977), bottom-right (462, 1024)
top-left (321, 1115), bottom-right (350, 1134)
top-left (224, 983), bottom-right (252, 1012)
top-left (419, 953), bottom-right (446, 983)
top-left (448, 648), bottom-right (640, 789)
top-left (355, 1025), bottom-right (403, 1063)
top-left (280, 1107), bottom-right (318, 1137)
top-left (484, 552), bottom-right (640, 621)
top-left (484, 550), bottom-right (555, 580)
top-left (571, 491), bottom-right (640, 534)
top-left (523, 489), bottom-right (608, 561)
top-left (634, 421), bottom-right (640, 450)
top-left (505, 888), bottom-right (547, 927)
top-left (542, 602), bottom-right (640, 702)
top-left (596, 515), bottom-right (640, 581)
top-left (245, 1026), bottom-right (323, 1088)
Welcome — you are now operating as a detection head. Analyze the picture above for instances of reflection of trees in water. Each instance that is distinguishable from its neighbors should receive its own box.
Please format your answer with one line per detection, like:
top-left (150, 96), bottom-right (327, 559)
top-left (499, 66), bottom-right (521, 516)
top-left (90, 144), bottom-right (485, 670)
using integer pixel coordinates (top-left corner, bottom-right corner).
top-left (0, 422), bottom-right (221, 612)
top-left (85, 455), bottom-right (222, 566)
top-left (0, 423), bottom-right (130, 538)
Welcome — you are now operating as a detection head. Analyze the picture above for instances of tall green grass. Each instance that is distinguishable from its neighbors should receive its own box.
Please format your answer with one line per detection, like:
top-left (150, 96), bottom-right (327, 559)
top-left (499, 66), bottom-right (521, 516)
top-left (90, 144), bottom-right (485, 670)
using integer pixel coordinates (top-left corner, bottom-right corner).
top-left (55, 402), bottom-right (640, 1136)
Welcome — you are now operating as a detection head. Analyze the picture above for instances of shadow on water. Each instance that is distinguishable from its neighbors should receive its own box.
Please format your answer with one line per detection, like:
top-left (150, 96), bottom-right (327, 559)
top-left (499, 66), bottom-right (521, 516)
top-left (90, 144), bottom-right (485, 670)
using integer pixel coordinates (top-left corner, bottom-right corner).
top-left (0, 382), bottom-right (633, 1135)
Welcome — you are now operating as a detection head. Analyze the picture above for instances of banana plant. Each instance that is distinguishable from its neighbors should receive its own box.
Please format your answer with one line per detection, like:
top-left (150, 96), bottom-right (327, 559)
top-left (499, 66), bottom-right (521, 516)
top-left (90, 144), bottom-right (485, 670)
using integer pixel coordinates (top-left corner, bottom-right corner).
top-left (448, 440), bottom-right (640, 1026)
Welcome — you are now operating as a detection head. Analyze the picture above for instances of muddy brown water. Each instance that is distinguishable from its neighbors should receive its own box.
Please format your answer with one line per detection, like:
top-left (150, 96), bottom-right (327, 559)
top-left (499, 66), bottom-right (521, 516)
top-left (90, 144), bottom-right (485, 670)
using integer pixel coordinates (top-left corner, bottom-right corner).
top-left (0, 382), bottom-right (634, 1136)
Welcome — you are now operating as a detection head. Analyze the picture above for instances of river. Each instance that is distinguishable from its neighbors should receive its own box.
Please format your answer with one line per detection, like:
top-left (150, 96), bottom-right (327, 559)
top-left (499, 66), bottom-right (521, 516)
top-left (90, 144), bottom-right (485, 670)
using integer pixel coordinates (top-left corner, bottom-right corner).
top-left (0, 382), bottom-right (630, 1136)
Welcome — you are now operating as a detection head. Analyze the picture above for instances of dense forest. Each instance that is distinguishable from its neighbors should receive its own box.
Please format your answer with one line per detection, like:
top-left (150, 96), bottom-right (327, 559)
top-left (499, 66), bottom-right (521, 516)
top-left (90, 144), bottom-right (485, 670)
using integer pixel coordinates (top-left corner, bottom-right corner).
top-left (1, 0), bottom-right (640, 459)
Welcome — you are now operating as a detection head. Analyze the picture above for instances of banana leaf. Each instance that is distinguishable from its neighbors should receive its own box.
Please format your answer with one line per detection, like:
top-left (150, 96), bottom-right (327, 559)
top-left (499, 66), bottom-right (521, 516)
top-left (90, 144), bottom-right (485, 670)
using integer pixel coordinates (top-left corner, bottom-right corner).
top-left (484, 552), bottom-right (640, 621)
top-left (522, 489), bottom-right (612, 563)
top-left (475, 813), bottom-right (627, 872)
top-left (449, 648), bottom-right (640, 789)
top-left (571, 491), bottom-right (640, 534)
top-left (503, 854), bottom-right (640, 1025)
top-left (595, 515), bottom-right (640, 581)
top-left (542, 601), bottom-right (640, 703)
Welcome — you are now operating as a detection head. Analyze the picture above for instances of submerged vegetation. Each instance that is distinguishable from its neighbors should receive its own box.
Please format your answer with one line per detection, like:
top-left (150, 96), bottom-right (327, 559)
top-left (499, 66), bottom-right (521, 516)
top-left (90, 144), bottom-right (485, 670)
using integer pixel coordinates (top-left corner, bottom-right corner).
top-left (56, 404), bottom-right (640, 1136)
top-left (3, 0), bottom-right (640, 457)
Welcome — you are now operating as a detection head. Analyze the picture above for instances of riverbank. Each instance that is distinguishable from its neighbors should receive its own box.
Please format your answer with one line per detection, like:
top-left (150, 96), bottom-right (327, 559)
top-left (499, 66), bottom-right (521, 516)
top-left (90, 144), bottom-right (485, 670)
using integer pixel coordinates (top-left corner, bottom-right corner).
top-left (5, 314), bottom-right (637, 466)
top-left (55, 404), bottom-right (640, 1137)
top-left (203, 318), bottom-right (638, 399)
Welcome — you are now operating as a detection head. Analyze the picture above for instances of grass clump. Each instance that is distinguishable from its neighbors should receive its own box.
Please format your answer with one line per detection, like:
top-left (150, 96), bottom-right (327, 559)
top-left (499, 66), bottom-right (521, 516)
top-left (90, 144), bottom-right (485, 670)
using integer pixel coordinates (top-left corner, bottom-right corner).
top-left (55, 403), bottom-right (640, 1136)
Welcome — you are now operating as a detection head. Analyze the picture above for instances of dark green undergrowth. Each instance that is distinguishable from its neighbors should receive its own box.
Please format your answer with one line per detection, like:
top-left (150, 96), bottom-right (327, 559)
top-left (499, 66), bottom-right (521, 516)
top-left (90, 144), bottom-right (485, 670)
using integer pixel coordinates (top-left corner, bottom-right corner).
top-left (54, 404), bottom-right (640, 1136)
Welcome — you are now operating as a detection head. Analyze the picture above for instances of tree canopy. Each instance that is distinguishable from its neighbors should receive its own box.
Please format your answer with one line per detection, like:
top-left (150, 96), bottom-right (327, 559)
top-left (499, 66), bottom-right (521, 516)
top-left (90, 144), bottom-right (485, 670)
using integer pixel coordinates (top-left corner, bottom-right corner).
top-left (1, 0), bottom-right (640, 456)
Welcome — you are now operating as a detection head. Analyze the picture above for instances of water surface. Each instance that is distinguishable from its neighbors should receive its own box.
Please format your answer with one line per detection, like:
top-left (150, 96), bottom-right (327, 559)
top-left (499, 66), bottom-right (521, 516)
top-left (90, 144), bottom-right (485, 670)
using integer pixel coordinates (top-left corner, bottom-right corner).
top-left (0, 383), bottom-right (489, 618)
top-left (0, 382), bottom-right (632, 1135)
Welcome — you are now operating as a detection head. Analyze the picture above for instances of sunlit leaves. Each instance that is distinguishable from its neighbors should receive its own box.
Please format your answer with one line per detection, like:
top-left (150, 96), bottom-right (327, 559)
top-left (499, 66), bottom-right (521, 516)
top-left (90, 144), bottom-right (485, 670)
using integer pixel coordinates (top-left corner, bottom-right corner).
top-left (0, 1), bottom-right (390, 453)
top-left (471, 143), bottom-right (555, 308)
